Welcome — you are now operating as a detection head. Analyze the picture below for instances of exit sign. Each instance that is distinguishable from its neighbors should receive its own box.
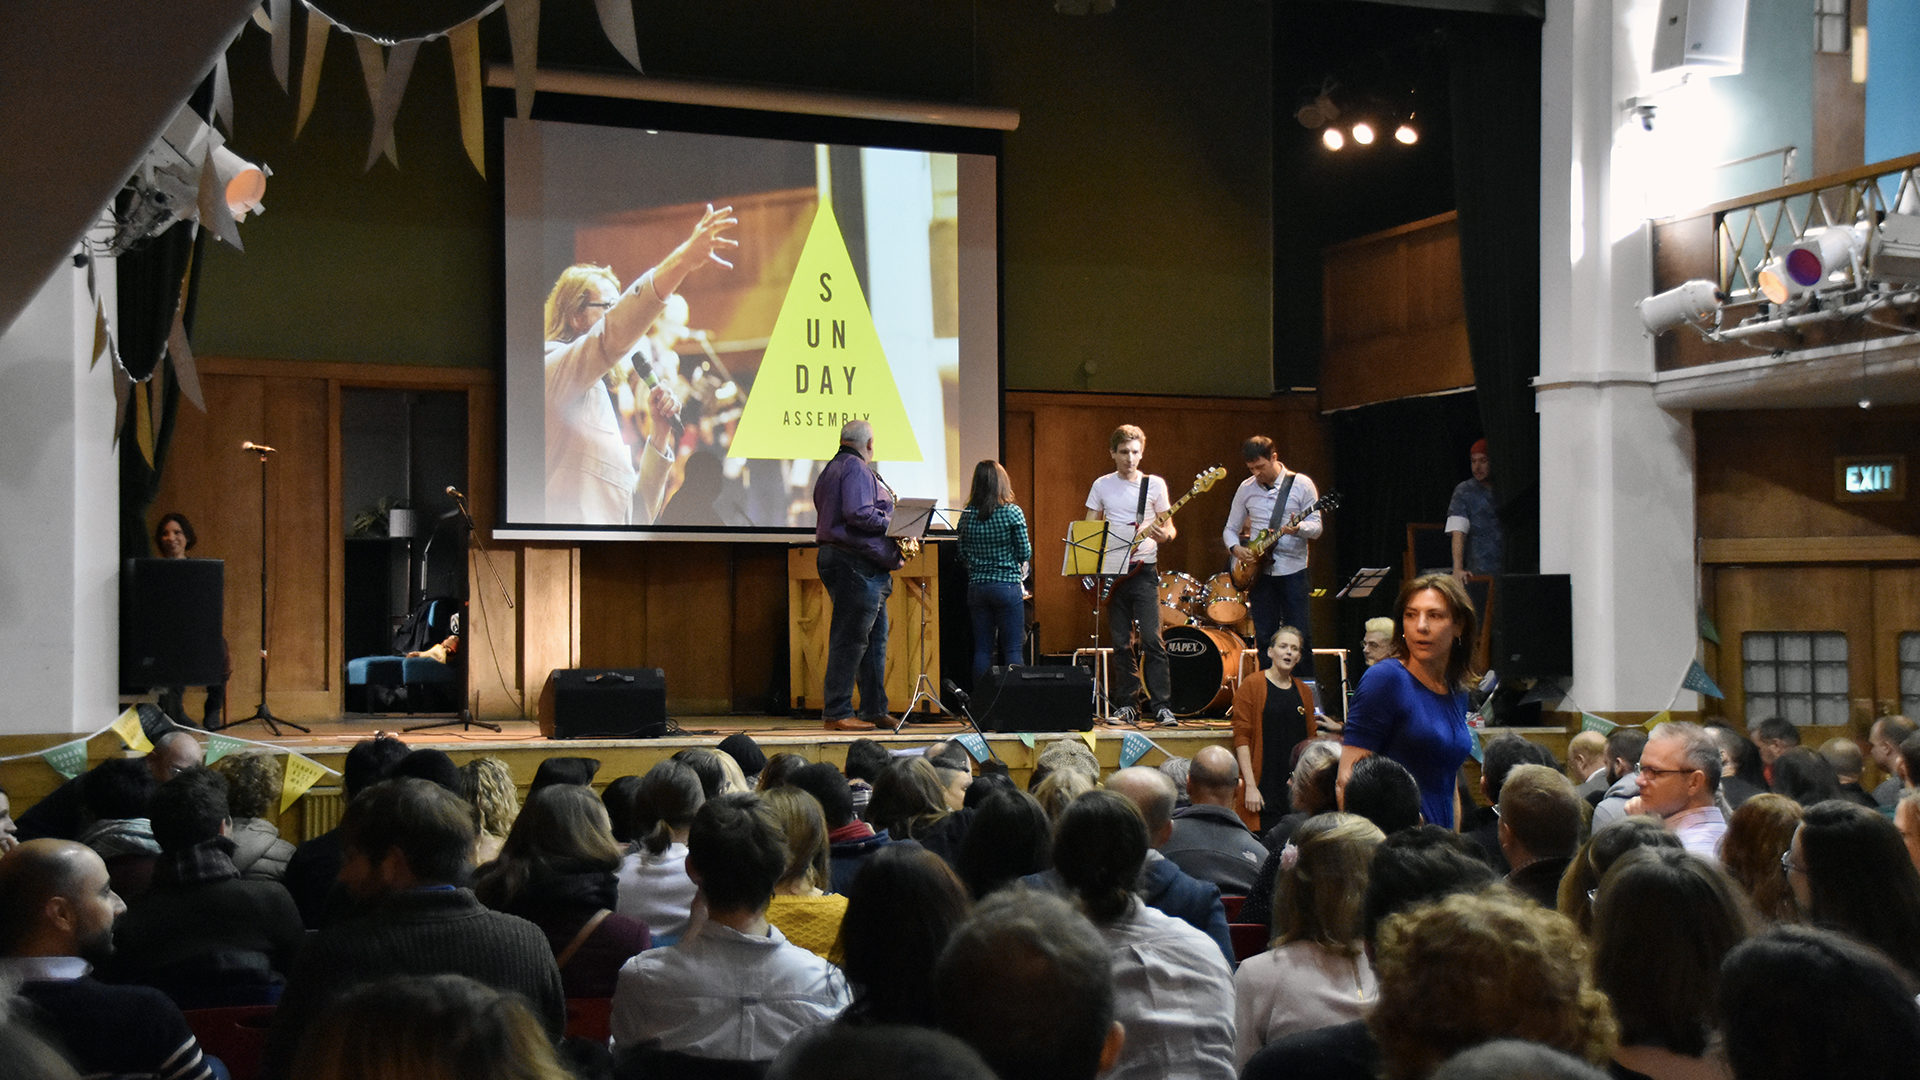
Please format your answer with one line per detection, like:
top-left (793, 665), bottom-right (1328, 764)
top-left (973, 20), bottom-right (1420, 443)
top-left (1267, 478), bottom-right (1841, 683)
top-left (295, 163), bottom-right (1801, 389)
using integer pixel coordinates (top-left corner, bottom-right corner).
top-left (1835, 455), bottom-right (1906, 502)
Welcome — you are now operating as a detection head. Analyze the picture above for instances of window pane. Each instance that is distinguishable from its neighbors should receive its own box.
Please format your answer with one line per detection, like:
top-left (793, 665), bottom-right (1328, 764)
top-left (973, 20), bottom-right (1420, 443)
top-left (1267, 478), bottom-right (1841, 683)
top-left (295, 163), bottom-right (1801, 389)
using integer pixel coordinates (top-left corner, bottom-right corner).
top-left (1815, 663), bottom-right (1849, 694)
top-left (1747, 693), bottom-right (1776, 721)
top-left (1784, 696), bottom-right (1813, 725)
top-left (1814, 697), bottom-right (1850, 725)
top-left (1745, 664), bottom-right (1776, 694)
top-left (1782, 666), bottom-right (1812, 694)
top-left (1781, 635), bottom-right (1812, 663)
top-left (1813, 634), bottom-right (1848, 662)
top-left (1744, 635), bottom-right (1775, 661)
top-left (1901, 633), bottom-right (1920, 664)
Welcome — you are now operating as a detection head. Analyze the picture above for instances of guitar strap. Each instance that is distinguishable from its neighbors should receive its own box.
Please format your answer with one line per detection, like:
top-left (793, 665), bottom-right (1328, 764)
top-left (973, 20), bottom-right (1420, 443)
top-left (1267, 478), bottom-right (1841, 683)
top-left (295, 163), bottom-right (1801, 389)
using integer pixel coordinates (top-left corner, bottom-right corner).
top-left (1260, 471), bottom-right (1297, 575)
top-left (1133, 477), bottom-right (1151, 566)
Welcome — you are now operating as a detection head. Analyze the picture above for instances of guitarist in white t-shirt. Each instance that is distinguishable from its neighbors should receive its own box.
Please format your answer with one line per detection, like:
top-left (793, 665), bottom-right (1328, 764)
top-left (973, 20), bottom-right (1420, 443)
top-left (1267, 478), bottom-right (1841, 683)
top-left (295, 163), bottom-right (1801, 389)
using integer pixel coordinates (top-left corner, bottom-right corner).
top-left (1223, 436), bottom-right (1323, 677)
top-left (1085, 424), bottom-right (1177, 727)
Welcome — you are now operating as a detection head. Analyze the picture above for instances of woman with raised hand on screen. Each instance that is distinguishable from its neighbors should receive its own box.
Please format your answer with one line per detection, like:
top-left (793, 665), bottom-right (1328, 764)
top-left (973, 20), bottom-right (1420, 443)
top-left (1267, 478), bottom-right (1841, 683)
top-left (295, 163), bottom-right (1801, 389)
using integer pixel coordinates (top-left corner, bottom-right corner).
top-left (955, 460), bottom-right (1032, 684)
top-left (543, 204), bottom-right (737, 526)
top-left (1339, 573), bottom-right (1477, 830)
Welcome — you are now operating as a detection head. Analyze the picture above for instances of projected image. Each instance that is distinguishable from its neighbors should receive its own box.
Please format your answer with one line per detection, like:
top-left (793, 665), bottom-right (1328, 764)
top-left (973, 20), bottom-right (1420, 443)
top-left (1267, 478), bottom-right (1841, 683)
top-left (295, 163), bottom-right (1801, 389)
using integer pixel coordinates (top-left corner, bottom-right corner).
top-left (503, 118), bottom-right (997, 536)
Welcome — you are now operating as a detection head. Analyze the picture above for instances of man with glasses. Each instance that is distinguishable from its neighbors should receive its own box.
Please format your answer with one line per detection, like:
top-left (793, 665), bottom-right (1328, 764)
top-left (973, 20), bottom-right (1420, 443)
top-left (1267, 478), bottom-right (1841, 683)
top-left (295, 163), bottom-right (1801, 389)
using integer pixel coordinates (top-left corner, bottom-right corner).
top-left (1621, 721), bottom-right (1727, 861)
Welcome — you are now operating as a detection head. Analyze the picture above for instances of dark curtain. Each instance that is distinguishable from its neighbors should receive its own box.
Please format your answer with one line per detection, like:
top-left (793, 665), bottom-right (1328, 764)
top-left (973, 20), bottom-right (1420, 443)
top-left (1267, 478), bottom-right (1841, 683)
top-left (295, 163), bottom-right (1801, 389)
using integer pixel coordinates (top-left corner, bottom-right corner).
top-left (1447, 12), bottom-right (1541, 573)
top-left (117, 225), bottom-right (208, 562)
top-left (1328, 391), bottom-right (1485, 660)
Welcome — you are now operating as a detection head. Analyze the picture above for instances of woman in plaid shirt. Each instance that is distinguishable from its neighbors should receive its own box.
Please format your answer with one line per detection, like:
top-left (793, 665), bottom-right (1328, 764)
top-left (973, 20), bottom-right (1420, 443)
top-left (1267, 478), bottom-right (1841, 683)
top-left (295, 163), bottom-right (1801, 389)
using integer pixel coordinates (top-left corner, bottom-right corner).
top-left (956, 461), bottom-right (1033, 683)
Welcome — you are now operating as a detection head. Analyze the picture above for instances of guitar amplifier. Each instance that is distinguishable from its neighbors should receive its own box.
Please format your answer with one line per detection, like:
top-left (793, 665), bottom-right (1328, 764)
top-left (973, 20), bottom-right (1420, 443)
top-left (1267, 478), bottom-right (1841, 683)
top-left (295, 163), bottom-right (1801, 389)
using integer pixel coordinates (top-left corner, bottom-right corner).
top-left (538, 668), bottom-right (669, 739)
top-left (973, 664), bottom-right (1095, 732)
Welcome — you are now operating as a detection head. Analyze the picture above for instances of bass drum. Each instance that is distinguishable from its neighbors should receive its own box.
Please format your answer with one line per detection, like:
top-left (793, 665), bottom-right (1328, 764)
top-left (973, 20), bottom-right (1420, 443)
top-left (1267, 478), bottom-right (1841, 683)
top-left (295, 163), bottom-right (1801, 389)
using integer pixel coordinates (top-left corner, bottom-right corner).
top-left (1164, 625), bottom-right (1245, 717)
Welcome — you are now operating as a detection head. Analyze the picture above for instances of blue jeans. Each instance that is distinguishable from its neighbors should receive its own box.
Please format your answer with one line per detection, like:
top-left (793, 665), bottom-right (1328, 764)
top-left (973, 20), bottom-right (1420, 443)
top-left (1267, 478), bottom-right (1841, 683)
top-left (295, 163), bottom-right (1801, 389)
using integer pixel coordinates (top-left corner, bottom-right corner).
top-left (1251, 568), bottom-right (1313, 677)
top-left (818, 545), bottom-right (893, 719)
top-left (968, 580), bottom-right (1026, 684)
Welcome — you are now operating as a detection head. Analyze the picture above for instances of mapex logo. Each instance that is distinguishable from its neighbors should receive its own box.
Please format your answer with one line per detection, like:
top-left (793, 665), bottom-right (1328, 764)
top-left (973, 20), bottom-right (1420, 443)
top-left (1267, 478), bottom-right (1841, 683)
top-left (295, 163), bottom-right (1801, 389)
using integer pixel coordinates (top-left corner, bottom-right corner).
top-left (1166, 640), bottom-right (1207, 656)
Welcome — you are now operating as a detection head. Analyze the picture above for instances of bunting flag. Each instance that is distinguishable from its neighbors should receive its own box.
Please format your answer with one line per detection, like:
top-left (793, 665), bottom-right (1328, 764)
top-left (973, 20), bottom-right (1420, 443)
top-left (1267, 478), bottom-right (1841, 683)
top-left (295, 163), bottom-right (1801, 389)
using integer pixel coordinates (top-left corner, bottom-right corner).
top-left (1646, 710), bottom-right (1672, 730)
top-left (592, 0), bottom-right (643, 72)
top-left (111, 362), bottom-right (132, 447)
top-left (353, 38), bottom-right (400, 170)
top-left (447, 20), bottom-right (485, 176)
top-left (364, 40), bottom-right (422, 173)
top-left (1119, 731), bottom-right (1155, 768)
top-left (169, 241), bottom-right (205, 411)
top-left (1079, 729), bottom-right (1099, 757)
top-left (955, 733), bottom-right (989, 763)
top-left (110, 707), bottom-right (154, 753)
top-left (1580, 712), bottom-right (1617, 736)
top-left (204, 733), bottom-right (250, 766)
top-left (505, 0), bottom-right (540, 120)
top-left (40, 737), bottom-right (91, 779)
top-left (1681, 660), bottom-right (1725, 700)
top-left (1017, 733), bottom-right (1035, 750)
top-left (1469, 727), bottom-right (1485, 764)
top-left (1698, 608), bottom-right (1720, 645)
top-left (295, 7), bottom-right (331, 138)
top-left (212, 51), bottom-right (235, 135)
top-left (269, 0), bottom-right (293, 91)
top-left (280, 752), bottom-right (328, 813)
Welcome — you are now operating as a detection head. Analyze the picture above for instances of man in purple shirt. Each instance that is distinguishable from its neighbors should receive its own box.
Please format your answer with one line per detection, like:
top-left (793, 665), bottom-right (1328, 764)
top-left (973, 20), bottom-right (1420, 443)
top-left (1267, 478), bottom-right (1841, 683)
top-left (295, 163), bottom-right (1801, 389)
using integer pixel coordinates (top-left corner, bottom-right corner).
top-left (814, 420), bottom-right (903, 732)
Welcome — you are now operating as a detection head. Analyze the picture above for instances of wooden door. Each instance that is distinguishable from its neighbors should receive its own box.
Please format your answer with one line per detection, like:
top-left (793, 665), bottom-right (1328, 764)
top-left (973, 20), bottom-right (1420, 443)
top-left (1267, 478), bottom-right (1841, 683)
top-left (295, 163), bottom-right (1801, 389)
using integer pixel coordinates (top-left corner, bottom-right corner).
top-left (1870, 566), bottom-right (1920, 718)
top-left (1710, 565), bottom-right (1874, 730)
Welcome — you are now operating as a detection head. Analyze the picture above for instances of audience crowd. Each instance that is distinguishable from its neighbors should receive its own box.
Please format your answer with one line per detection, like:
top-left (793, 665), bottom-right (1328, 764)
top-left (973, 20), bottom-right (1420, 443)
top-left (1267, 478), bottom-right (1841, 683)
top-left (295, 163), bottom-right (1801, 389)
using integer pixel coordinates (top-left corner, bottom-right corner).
top-left (4, 704), bottom-right (1920, 1080)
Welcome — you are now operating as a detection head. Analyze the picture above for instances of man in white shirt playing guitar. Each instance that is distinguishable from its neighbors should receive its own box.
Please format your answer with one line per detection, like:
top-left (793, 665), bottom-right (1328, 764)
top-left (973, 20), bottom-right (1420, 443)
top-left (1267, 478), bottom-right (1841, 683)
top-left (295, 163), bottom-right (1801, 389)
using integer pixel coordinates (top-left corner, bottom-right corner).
top-left (1223, 436), bottom-right (1324, 676)
top-left (1086, 425), bottom-right (1178, 728)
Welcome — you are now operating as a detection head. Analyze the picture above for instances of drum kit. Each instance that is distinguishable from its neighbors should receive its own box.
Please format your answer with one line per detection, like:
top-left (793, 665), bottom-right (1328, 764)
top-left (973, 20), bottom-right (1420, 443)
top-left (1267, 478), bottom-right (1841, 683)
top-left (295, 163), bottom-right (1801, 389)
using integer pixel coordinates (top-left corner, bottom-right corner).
top-left (1154, 570), bottom-right (1256, 718)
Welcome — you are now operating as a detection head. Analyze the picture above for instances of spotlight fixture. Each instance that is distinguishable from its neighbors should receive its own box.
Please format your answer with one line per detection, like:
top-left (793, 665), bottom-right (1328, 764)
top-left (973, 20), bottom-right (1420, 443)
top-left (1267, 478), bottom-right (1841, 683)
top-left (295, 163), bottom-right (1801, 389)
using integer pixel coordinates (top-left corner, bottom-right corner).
top-left (1755, 256), bottom-right (1808, 306)
top-left (1868, 213), bottom-right (1920, 288)
top-left (1636, 279), bottom-right (1725, 334)
top-left (1294, 90), bottom-right (1340, 129)
top-left (1782, 223), bottom-right (1867, 290)
top-left (1394, 122), bottom-right (1418, 145)
top-left (104, 105), bottom-right (268, 254)
top-left (1351, 122), bottom-right (1375, 146)
top-left (1323, 128), bottom-right (1346, 151)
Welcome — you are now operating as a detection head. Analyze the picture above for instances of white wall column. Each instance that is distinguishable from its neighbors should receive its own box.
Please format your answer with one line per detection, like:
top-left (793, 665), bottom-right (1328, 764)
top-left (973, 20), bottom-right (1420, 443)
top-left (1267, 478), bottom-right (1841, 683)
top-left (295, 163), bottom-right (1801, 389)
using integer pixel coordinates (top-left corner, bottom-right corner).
top-left (0, 254), bottom-right (121, 734)
top-left (1537, 0), bottom-right (1702, 716)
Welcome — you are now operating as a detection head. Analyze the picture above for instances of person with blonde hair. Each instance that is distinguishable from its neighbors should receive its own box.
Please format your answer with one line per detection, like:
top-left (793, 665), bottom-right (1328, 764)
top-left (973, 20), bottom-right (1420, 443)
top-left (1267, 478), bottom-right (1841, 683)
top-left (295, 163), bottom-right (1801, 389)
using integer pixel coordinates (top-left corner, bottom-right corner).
top-left (543, 205), bottom-right (737, 525)
top-left (1719, 793), bottom-right (1803, 923)
top-left (1232, 625), bottom-right (1318, 833)
top-left (458, 757), bottom-right (519, 866)
top-left (297, 973), bottom-right (571, 1080)
top-left (1369, 889), bottom-right (1617, 1080)
top-left (1034, 767), bottom-right (1094, 826)
top-left (1361, 617), bottom-right (1395, 668)
top-left (762, 786), bottom-right (847, 960)
top-left (209, 751), bottom-right (295, 881)
top-left (1233, 813), bottom-right (1384, 1068)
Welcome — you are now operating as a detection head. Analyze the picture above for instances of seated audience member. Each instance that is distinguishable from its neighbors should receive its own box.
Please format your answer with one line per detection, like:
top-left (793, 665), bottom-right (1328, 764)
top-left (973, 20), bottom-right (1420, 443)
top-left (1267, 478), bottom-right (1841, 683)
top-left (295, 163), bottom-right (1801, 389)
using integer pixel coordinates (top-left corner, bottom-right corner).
top-left (1033, 766), bottom-right (1094, 825)
top-left (786, 762), bottom-right (892, 895)
top-left (1233, 813), bottom-right (1383, 1068)
top-left (1590, 847), bottom-right (1755, 1080)
top-left (762, 786), bottom-right (848, 960)
top-left (758, 751), bottom-right (809, 793)
top-left (770, 1024), bottom-right (997, 1080)
top-left (1431, 1040), bottom-right (1611, 1080)
top-left (1717, 925), bottom-right (1920, 1080)
top-left (954, 787), bottom-right (1051, 900)
top-left (528, 756), bottom-right (599, 793)
top-left (1624, 722), bottom-right (1727, 861)
top-left (76, 757), bottom-right (163, 900)
top-left (718, 733), bottom-right (769, 788)
top-left (1705, 723), bottom-right (1766, 810)
top-left (933, 888), bottom-right (1124, 1080)
top-left (1261, 740), bottom-right (1340, 852)
top-left (391, 747), bottom-right (462, 793)
top-left (924, 740), bottom-right (976, 810)
top-left (1340, 753), bottom-right (1422, 836)
top-left (1717, 793), bottom-right (1803, 923)
top-left (1029, 736), bottom-right (1101, 792)
top-left (842, 739), bottom-right (889, 820)
top-left (1746, 716), bottom-right (1799, 778)
top-left (1368, 890), bottom-right (1617, 1080)
top-left (1158, 756), bottom-right (1194, 811)
top-left (0, 782), bottom-right (17, 857)
top-left (103, 767), bottom-right (304, 1006)
top-left (1590, 728), bottom-right (1648, 829)
top-left (457, 756), bottom-right (519, 865)
top-left (1497, 764), bottom-right (1584, 907)
top-left (263, 778), bottom-right (565, 1080)
top-left (616, 759), bottom-right (704, 946)
top-left (610, 793), bottom-right (850, 1065)
top-left (1093, 766), bottom-right (1234, 964)
top-left (1566, 730), bottom-right (1610, 800)
top-left (1896, 789), bottom-right (1920, 875)
top-left (1051, 789), bottom-right (1235, 1080)
top-left (1787, 798), bottom-right (1920, 981)
top-left (1899, 729), bottom-right (1920, 795)
top-left (1242, 825), bottom-right (1497, 1080)
top-left (961, 768), bottom-right (1017, 810)
top-left (673, 747), bottom-right (747, 799)
top-left (1767, 745), bottom-right (1838, 807)
top-left (15, 730), bottom-right (203, 844)
top-left (296, 973), bottom-right (572, 1080)
top-left (0, 839), bottom-right (217, 1080)
top-left (208, 752), bottom-right (296, 881)
top-left (868, 757), bottom-right (970, 865)
top-left (283, 734), bottom-right (409, 928)
top-left (471, 783), bottom-right (650, 998)
top-left (1556, 817), bottom-right (1683, 935)
top-left (1867, 714), bottom-right (1916, 807)
top-left (1164, 746), bottom-right (1267, 895)
top-left (1465, 734), bottom-right (1559, 874)
top-left (837, 845), bottom-right (972, 1028)
top-left (1817, 737), bottom-right (1878, 808)
top-left (601, 775), bottom-right (643, 845)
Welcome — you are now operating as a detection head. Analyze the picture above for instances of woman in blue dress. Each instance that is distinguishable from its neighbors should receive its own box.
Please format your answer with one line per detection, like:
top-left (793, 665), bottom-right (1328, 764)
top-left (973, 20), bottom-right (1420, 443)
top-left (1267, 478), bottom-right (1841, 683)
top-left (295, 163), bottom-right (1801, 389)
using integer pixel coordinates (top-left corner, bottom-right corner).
top-left (1339, 573), bottom-right (1478, 829)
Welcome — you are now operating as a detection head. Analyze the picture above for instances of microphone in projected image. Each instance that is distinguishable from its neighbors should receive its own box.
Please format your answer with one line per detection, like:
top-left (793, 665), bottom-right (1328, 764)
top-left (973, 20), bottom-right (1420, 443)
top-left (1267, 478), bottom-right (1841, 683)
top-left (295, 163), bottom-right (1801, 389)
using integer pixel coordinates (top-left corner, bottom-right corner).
top-left (632, 361), bottom-right (686, 442)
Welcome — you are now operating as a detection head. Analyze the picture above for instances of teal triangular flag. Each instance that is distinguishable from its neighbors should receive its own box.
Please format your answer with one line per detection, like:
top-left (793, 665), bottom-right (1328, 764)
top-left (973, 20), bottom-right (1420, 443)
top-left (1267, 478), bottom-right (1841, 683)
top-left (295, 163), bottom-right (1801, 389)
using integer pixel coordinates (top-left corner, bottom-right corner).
top-left (1119, 731), bottom-right (1154, 768)
top-left (1580, 712), bottom-right (1617, 736)
top-left (1681, 660), bottom-right (1725, 700)
top-left (1698, 608), bottom-right (1720, 645)
top-left (41, 737), bottom-right (90, 779)
top-left (205, 733), bottom-right (249, 766)
top-left (1017, 733), bottom-right (1035, 749)
top-left (956, 733), bottom-right (989, 763)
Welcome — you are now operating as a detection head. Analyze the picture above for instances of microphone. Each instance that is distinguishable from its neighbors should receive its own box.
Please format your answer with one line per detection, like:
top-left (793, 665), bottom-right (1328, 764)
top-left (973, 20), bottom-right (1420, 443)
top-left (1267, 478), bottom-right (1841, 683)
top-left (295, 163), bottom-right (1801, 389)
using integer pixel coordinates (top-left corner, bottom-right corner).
top-left (445, 485), bottom-right (467, 501)
top-left (633, 363), bottom-right (686, 442)
top-left (943, 678), bottom-right (970, 706)
top-left (241, 441), bottom-right (277, 454)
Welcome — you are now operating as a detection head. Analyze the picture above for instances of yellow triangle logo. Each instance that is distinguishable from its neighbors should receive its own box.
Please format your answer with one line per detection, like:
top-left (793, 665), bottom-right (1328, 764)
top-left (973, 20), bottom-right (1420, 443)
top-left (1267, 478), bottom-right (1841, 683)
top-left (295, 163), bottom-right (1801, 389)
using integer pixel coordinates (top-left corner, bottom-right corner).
top-left (729, 200), bottom-right (922, 461)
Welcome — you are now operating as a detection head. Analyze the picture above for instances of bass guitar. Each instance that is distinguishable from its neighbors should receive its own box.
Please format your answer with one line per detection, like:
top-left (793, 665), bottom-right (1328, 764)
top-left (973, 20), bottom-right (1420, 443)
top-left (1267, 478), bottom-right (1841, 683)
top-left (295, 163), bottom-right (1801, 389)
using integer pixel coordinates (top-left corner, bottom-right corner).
top-left (1084, 466), bottom-right (1228, 591)
top-left (1229, 491), bottom-right (1340, 591)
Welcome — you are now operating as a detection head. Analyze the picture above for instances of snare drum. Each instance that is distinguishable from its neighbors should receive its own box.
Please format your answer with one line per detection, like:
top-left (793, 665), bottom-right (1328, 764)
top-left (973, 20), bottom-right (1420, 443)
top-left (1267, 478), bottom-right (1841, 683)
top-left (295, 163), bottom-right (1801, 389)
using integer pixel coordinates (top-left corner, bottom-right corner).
top-left (1164, 625), bottom-right (1245, 717)
top-left (1157, 571), bottom-right (1202, 627)
top-left (1202, 572), bottom-right (1248, 625)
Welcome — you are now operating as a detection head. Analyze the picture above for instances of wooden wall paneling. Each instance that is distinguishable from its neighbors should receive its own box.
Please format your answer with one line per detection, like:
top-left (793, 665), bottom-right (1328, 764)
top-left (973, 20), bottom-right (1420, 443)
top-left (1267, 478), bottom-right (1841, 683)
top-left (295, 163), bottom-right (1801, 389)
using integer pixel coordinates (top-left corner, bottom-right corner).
top-left (1711, 565), bottom-right (1875, 727)
top-left (730, 546), bottom-right (791, 712)
top-left (646, 545), bottom-right (734, 715)
top-left (464, 381), bottom-right (523, 720)
top-left (326, 379), bottom-right (345, 716)
top-left (787, 546), bottom-right (938, 716)
top-left (1319, 212), bottom-right (1473, 412)
top-left (1871, 567), bottom-right (1920, 719)
top-left (520, 546), bottom-right (580, 719)
top-left (1695, 408), bottom-right (1920, 542)
top-left (261, 374), bottom-right (336, 717)
top-left (578, 544), bottom-right (649, 670)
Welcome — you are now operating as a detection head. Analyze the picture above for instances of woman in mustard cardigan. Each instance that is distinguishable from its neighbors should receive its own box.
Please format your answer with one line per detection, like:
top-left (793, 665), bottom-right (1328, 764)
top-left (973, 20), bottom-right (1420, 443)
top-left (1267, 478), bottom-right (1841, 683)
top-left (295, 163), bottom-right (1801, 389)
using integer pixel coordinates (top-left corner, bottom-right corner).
top-left (1232, 626), bottom-right (1315, 832)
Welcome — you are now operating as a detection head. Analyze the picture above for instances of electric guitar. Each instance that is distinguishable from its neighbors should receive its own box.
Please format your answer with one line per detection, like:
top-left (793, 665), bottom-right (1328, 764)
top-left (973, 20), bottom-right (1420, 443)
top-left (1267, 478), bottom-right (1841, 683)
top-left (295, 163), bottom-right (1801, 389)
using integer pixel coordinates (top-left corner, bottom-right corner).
top-left (1085, 466), bottom-right (1228, 590)
top-left (1229, 490), bottom-right (1340, 590)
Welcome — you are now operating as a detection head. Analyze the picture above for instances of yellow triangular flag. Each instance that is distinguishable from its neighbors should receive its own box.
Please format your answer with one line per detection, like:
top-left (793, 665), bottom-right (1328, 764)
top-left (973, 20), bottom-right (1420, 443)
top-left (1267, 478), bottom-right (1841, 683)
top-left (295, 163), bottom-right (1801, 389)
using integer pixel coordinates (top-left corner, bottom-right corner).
top-left (110, 707), bottom-right (153, 753)
top-left (448, 20), bottom-right (485, 177)
top-left (1080, 729), bottom-right (1099, 757)
top-left (727, 200), bottom-right (922, 461)
top-left (1645, 710), bottom-right (1671, 730)
top-left (280, 753), bottom-right (327, 814)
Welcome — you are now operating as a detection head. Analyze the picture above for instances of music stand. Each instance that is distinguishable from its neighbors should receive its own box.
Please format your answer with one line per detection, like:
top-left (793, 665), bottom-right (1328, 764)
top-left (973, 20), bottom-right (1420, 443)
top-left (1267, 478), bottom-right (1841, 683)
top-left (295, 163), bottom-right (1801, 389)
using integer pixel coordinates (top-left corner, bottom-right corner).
top-left (892, 501), bottom-right (952, 730)
top-left (1062, 519), bottom-right (1135, 721)
top-left (1336, 566), bottom-right (1394, 599)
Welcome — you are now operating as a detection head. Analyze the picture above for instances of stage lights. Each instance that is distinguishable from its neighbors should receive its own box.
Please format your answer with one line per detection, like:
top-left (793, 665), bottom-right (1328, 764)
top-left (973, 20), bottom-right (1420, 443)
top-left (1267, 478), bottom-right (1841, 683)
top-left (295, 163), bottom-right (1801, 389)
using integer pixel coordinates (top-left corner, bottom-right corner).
top-left (1323, 128), bottom-right (1346, 151)
top-left (1351, 122), bottom-right (1375, 146)
top-left (1394, 122), bottom-right (1419, 145)
top-left (1868, 214), bottom-right (1920, 289)
top-left (1314, 116), bottom-right (1416, 152)
top-left (1637, 279), bottom-right (1725, 334)
top-left (1783, 224), bottom-right (1868, 290)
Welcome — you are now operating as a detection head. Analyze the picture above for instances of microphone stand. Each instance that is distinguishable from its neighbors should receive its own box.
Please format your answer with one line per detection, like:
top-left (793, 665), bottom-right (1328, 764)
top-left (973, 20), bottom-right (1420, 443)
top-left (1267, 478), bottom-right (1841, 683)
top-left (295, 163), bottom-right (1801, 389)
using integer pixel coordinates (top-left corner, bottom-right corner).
top-left (407, 490), bottom-right (503, 734)
top-left (942, 679), bottom-right (999, 763)
top-left (212, 443), bottom-right (308, 735)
